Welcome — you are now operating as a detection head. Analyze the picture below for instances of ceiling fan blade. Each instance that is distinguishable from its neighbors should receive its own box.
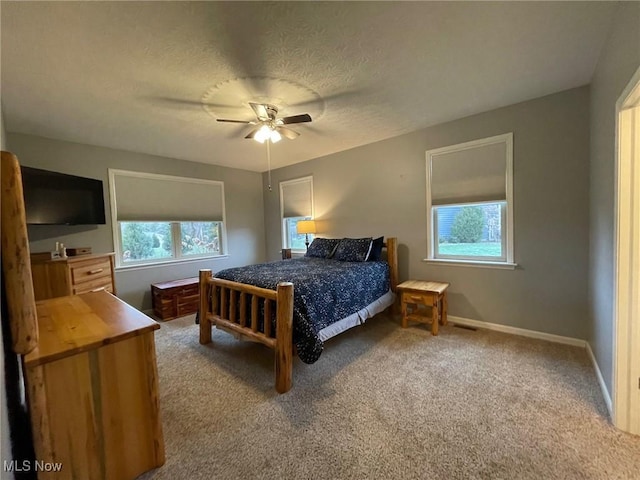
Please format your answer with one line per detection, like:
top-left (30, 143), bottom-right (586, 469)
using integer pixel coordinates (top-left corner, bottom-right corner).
top-left (249, 102), bottom-right (270, 121)
top-left (244, 127), bottom-right (261, 140)
top-left (280, 113), bottom-right (312, 125)
top-left (217, 119), bottom-right (252, 124)
top-left (276, 126), bottom-right (300, 140)
top-left (289, 89), bottom-right (367, 109)
top-left (147, 96), bottom-right (238, 111)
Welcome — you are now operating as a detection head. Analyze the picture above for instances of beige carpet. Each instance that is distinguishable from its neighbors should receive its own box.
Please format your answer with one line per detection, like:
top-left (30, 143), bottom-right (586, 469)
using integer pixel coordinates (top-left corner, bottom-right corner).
top-left (139, 312), bottom-right (640, 480)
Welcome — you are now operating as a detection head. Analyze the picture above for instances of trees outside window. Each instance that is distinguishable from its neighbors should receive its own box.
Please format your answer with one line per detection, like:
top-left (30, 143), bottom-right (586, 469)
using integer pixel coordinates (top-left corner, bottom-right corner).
top-left (119, 221), bottom-right (221, 264)
top-left (434, 202), bottom-right (505, 259)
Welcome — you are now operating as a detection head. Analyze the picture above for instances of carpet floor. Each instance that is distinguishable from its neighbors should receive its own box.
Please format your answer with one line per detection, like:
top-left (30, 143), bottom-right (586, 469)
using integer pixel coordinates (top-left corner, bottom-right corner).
top-left (139, 313), bottom-right (640, 480)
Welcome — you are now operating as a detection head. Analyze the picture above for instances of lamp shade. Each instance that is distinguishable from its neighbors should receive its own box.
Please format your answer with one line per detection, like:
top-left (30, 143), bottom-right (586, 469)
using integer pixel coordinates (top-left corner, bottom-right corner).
top-left (297, 220), bottom-right (316, 235)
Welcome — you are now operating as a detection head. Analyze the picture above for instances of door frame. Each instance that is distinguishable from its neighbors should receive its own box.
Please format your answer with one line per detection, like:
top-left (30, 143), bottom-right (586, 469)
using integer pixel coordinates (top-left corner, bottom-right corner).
top-left (613, 65), bottom-right (640, 435)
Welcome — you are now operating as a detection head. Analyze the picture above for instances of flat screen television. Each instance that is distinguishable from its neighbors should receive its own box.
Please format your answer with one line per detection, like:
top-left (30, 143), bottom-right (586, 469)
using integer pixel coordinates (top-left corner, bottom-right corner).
top-left (21, 166), bottom-right (106, 225)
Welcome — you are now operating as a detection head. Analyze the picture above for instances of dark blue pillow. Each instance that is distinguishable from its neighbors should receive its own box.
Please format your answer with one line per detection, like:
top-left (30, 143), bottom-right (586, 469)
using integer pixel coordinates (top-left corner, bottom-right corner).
top-left (367, 236), bottom-right (384, 261)
top-left (305, 238), bottom-right (340, 258)
top-left (333, 237), bottom-right (373, 262)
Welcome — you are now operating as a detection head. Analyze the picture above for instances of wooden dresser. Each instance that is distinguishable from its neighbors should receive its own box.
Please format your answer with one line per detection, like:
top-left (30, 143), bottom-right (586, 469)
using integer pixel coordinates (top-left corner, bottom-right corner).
top-left (23, 291), bottom-right (165, 479)
top-left (30, 252), bottom-right (116, 300)
top-left (151, 277), bottom-right (199, 320)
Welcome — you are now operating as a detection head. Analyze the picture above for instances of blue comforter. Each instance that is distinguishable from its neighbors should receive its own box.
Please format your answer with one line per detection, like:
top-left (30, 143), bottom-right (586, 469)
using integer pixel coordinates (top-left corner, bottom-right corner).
top-left (215, 257), bottom-right (390, 363)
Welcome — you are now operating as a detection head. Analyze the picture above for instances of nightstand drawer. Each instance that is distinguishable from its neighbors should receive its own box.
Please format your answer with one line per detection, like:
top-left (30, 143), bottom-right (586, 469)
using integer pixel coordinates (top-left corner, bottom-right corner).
top-left (402, 291), bottom-right (434, 306)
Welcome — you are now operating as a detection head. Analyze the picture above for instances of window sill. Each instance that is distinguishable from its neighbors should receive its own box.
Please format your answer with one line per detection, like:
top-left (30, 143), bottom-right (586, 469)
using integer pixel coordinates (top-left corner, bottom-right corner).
top-left (422, 258), bottom-right (517, 270)
top-left (116, 254), bottom-right (229, 272)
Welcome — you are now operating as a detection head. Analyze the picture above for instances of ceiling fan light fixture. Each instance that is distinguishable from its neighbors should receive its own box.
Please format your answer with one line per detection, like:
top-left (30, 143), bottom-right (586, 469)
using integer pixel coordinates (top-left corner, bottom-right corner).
top-left (270, 129), bottom-right (282, 143)
top-left (254, 125), bottom-right (271, 143)
top-left (254, 124), bottom-right (281, 144)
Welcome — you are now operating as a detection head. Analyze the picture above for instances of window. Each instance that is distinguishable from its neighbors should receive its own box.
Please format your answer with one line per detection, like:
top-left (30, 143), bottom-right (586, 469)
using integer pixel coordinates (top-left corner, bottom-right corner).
top-left (180, 221), bottom-right (221, 256)
top-left (284, 217), bottom-right (312, 251)
top-left (120, 222), bottom-right (173, 263)
top-left (279, 176), bottom-right (314, 252)
top-left (109, 170), bottom-right (226, 267)
top-left (426, 133), bottom-right (514, 266)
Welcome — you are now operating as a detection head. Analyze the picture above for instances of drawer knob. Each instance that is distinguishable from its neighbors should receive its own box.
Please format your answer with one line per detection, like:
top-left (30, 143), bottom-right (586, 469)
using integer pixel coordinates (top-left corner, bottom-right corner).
top-left (88, 268), bottom-right (104, 275)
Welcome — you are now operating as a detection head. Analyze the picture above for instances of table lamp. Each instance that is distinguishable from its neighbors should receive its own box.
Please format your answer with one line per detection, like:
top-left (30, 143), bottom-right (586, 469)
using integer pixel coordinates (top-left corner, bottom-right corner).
top-left (296, 220), bottom-right (316, 250)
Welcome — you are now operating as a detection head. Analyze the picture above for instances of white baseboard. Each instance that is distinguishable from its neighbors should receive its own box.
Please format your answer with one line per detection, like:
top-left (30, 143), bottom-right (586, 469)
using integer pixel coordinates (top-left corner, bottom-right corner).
top-left (585, 342), bottom-right (613, 418)
top-left (448, 315), bottom-right (586, 347)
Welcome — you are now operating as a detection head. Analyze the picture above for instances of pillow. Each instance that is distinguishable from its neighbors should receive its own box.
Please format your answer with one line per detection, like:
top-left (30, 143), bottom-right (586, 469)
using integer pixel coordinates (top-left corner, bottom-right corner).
top-left (367, 236), bottom-right (384, 261)
top-left (333, 237), bottom-right (373, 262)
top-left (305, 238), bottom-right (340, 258)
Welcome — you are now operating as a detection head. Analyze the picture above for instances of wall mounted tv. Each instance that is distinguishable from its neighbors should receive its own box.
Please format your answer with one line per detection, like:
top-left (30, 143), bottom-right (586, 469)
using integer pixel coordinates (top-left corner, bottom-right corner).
top-left (21, 166), bottom-right (106, 225)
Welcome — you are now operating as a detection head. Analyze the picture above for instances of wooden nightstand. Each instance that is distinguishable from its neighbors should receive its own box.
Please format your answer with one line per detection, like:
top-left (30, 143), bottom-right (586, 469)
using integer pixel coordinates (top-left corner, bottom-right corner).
top-left (397, 280), bottom-right (450, 335)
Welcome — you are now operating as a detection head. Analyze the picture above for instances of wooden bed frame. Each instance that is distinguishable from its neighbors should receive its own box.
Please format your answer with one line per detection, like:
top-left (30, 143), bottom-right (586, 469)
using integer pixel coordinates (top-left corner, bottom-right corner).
top-left (198, 237), bottom-right (398, 393)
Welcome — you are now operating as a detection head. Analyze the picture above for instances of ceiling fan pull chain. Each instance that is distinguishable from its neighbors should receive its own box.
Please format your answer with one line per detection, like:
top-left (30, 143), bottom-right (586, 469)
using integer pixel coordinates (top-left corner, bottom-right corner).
top-left (267, 139), bottom-right (272, 191)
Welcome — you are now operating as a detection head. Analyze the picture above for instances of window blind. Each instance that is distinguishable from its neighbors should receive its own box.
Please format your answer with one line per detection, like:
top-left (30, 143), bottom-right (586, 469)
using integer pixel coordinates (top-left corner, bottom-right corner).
top-left (281, 177), bottom-right (313, 218)
top-left (430, 141), bottom-right (507, 205)
top-left (111, 171), bottom-right (224, 222)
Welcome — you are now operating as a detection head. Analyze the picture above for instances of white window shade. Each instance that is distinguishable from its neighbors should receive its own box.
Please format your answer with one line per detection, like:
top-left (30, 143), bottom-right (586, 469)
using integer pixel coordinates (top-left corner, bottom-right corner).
top-left (111, 171), bottom-right (224, 222)
top-left (431, 141), bottom-right (507, 205)
top-left (281, 178), bottom-right (312, 218)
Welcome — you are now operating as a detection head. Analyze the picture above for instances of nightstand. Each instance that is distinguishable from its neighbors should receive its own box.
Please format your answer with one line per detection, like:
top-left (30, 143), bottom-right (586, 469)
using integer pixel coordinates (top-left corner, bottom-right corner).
top-left (397, 280), bottom-right (449, 335)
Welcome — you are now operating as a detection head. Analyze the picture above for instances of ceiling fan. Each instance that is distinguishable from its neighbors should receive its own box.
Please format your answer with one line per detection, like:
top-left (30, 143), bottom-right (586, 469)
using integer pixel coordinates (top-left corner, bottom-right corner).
top-left (217, 102), bottom-right (312, 143)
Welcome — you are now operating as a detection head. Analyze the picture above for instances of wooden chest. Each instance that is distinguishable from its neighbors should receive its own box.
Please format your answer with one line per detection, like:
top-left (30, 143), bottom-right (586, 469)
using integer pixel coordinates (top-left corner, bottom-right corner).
top-left (151, 277), bottom-right (199, 320)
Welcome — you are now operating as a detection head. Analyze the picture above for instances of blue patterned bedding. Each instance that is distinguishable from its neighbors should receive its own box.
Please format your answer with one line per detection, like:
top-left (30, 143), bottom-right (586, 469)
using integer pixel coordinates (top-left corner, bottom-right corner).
top-left (214, 257), bottom-right (390, 364)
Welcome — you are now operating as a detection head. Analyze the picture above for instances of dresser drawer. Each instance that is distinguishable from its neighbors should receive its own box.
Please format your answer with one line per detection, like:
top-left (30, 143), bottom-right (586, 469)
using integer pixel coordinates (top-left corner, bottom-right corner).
top-left (70, 259), bottom-right (112, 285)
top-left (73, 276), bottom-right (114, 295)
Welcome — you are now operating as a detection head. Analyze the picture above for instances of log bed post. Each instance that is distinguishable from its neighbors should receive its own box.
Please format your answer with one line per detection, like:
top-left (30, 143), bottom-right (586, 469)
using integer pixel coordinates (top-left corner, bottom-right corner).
top-left (1, 151), bottom-right (39, 355)
top-left (275, 282), bottom-right (294, 393)
top-left (199, 269), bottom-right (212, 344)
top-left (386, 237), bottom-right (398, 292)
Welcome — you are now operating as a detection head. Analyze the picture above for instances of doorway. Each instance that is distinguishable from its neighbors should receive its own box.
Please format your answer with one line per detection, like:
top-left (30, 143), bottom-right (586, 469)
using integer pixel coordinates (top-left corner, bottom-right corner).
top-left (614, 65), bottom-right (640, 435)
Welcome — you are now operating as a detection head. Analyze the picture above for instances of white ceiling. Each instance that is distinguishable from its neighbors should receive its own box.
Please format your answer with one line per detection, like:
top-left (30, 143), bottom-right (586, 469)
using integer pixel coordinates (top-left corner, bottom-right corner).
top-left (1, 1), bottom-right (618, 172)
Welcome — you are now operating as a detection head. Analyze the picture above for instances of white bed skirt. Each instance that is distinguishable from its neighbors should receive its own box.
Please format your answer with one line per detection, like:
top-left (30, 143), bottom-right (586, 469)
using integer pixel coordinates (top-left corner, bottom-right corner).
top-left (317, 290), bottom-right (396, 342)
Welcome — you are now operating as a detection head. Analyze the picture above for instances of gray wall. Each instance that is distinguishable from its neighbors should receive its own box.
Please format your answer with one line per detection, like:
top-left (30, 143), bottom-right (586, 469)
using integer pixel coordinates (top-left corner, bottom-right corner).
top-left (588, 2), bottom-right (640, 392)
top-left (264, 87), bottom-right (591, 339)
top-left (7, 133), bottom-right (266, 310)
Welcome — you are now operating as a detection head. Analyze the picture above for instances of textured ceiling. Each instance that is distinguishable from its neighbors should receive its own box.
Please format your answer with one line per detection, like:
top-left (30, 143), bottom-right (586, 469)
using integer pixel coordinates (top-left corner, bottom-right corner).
top-left (0, 1), bottom-right (617, 172)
